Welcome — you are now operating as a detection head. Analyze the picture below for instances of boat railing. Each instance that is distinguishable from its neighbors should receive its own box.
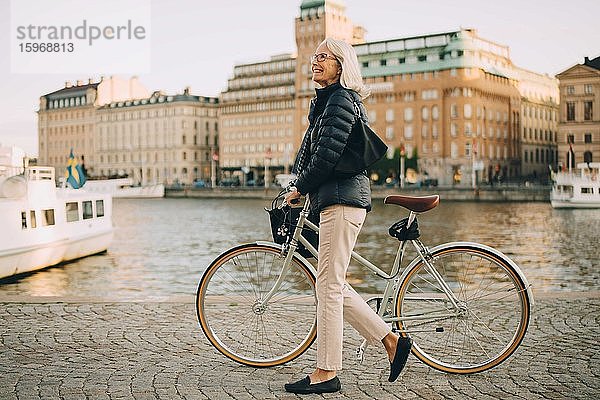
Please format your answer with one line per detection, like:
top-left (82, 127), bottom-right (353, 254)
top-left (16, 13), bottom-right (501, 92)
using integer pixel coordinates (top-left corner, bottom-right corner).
top-left (26, 166), bottom-right (55, 181)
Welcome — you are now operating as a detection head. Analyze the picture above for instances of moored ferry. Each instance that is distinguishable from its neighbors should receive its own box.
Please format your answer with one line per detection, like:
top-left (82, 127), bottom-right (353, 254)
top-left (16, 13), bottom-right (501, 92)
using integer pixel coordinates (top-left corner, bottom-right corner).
top-left (0, 166), bottom-right (114, 279)
top-left (550, 162), bottom-right (600, 208)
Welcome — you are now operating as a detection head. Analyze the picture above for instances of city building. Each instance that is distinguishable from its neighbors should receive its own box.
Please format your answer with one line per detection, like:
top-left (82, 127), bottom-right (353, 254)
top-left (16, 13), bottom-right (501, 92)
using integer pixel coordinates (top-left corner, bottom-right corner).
top-left (38, 76), bottom-right (149, 178)
top-left (220, 0), bottom-right (559, 186)
top-left (556, 56), bottom-right (600, 168)
top-left (38, 77), bottom-right (219, 185)
top-left (95, 88), bottom-right (219, 186)
top-left (219, 54), bottom-right (296, 185)
top-left (513, 67), bottom-right (559, 181)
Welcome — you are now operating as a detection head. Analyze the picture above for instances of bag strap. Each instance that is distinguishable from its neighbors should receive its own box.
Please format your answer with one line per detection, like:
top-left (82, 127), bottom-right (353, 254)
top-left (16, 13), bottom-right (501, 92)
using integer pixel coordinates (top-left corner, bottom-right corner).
top-left (352, 101), bottom-right (364, 123)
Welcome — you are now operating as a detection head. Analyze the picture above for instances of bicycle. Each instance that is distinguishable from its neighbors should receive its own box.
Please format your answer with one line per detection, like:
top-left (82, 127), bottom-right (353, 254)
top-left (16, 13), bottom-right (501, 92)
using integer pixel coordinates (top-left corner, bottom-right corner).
top-left (196, 191), bottom-right (533, 374)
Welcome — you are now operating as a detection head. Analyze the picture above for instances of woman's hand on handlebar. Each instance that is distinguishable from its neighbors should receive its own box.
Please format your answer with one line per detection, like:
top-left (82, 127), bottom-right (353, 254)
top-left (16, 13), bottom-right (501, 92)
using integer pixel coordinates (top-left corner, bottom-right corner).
top-left (284, 187), bottom-right (301, 206)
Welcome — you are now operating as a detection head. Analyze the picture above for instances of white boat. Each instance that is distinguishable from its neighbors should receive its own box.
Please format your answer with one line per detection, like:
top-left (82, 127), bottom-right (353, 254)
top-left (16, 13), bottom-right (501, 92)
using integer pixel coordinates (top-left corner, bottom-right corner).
top-left (0, 166), bottom-right (114, 279)
top-left (83, 178), bottom-right (165, 198)
top-left (550, 162), bottom-right (600, 208)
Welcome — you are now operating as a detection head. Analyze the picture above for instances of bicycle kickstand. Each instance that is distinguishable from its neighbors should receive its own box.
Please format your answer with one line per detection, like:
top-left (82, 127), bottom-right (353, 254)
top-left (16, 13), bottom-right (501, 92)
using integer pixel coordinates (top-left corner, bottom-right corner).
top-left (356, 339), bottom-right (368, 364)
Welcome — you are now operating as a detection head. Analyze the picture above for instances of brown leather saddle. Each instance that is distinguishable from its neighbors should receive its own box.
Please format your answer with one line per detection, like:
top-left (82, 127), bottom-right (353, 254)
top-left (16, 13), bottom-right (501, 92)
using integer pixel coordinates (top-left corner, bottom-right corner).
top-left (384, 195), bottom-right (440, 213)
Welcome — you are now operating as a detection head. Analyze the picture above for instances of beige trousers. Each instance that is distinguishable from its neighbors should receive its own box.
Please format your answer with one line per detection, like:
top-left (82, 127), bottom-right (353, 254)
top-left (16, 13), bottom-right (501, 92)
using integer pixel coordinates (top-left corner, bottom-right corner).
top-left (316, 204), bottom-right (391, 371)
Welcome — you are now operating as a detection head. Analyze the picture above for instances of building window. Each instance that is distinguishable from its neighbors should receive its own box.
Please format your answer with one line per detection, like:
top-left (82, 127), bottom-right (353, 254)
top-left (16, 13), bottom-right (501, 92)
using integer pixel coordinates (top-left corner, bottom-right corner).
top-left (464, 104), bottom-right (472, 119)
top-left (421, 107), bottom-right (429, 121)
top-left (465, 142), bottom-right (471, 157)
top-left (386, 109), bottom-right (395, 122)
top-left (403, 108), bottom-right (413, 122)
top-left (66, 202), bottom-right (79, 222)
top-left (386, 126), bottom-right (394, 139)
top-left (584, 84), bottom-right (593, 94)
top-left (450, 142), bottom-right (458, 158)
top-left (567, 102), bottom-right (575, 121)
top-left (584, 151), bottom-right (593, 163)
top-left (566, 85), bottom-right (575, 95)
top-left (21, 211), bottom-right (27, 229)
top-left (568, 134), bottom-right (575, 144)
top-left (404, 125), bottom-right (413, 139)
top-left (96, 200), bottom-right (104, 217)
top-left (421, 125), bottom-right (428, 138)
top-left (584, 101), bottom-right (593, 121)
top-left (431, 105), bottom-right (439, 120)
top-left (450, 104), bottom-right (458, 118)
top-left (451, 123), bottom-right (457, 137)
top-left (464, 122), bottom-right (472, 136)
top-left (585, 133), bottom-right (592, 143)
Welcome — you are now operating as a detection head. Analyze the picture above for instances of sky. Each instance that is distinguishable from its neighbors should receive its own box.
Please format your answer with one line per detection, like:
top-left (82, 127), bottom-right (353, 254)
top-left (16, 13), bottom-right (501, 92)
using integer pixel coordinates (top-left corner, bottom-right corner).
top-left (1, 0), bottom-right (599, 156)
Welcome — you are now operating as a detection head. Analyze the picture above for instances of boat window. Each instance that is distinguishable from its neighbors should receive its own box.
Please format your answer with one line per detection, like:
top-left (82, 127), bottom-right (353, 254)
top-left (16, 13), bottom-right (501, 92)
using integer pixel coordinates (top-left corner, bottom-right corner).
top-left (83, 201), bottom-right (93, 219)
top-left (96, 200), bottom-right (105, 217)
top-left (21, 211), bottom-right (27, 229)
top-left (42, 209), bottom-right (55, 226)
top-left (30, 210), bottom-right (37, 228)
top-left (66, 202), bottom-right (79, 222)
top-left (581, 187), bottom-right (594, 194)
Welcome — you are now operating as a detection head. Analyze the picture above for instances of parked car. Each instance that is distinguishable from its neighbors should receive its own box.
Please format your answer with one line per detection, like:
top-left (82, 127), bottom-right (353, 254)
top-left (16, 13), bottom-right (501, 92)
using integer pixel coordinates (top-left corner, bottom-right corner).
top-left (193, 180), bottom-right (206, 188)
top-left (219, 177), bottom-right (240, 187)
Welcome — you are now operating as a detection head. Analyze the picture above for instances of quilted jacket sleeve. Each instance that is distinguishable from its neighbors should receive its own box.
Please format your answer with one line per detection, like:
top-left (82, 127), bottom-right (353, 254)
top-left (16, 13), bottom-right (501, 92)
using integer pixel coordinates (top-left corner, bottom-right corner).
top-left (295, 89), bottom-right (356, 195)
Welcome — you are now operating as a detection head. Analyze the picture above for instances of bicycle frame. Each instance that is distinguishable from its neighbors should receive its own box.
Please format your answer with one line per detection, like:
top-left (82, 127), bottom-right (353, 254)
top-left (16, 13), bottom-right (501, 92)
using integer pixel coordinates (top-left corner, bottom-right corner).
top-left (261, 196), bottom-right (464, 327)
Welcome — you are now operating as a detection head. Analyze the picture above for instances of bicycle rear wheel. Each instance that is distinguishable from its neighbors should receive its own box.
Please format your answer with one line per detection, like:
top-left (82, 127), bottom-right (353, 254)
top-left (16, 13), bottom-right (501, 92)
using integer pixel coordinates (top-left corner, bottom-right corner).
top-left (196, 243), bottom-right (317, 367)
top-left (396, 243), bottom-right (531, 374)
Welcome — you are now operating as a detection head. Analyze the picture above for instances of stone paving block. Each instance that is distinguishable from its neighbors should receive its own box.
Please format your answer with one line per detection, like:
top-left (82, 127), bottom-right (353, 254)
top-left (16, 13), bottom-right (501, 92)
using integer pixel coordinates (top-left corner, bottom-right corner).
top-left (0, 298), bottom-right (599, 399)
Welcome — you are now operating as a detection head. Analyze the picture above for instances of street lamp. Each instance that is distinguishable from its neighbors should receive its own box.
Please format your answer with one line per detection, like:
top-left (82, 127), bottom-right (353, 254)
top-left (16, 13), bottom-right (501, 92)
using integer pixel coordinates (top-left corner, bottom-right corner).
top-left (264, 147), bottom-right (272, 189)
top-left (399, 144), bottom-right (405, 188)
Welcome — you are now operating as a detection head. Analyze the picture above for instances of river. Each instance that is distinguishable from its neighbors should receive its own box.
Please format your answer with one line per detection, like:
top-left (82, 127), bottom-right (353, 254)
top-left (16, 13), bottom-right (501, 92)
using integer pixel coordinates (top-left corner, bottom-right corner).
top-left (0, 198), bottom-right (598, 298)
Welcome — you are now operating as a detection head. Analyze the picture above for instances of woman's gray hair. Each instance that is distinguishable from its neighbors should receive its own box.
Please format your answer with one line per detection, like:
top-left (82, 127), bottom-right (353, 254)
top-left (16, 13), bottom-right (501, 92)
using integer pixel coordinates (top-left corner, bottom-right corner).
top-left (324, 37), bottom-right (371, 99)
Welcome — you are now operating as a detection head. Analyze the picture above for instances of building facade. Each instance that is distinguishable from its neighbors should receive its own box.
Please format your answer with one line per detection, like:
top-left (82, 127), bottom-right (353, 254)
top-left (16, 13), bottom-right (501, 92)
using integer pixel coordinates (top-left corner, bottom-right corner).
top-left (556, 56), bottom-right (600, 168)
top-left (95, 89), bottom-right (219, 185)
top-left (219, 54), bottom-right (296, 185)
top-left (38, 78), bottom-right (219, 185)
top-left (38, 76), bottom-right (149, 178)
top-left (220, 0), bottom-right (559, 186)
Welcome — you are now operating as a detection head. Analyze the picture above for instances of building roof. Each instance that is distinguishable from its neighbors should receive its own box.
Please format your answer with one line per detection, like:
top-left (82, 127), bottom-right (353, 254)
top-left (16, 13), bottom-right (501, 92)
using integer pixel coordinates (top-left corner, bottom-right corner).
top-left (300, 0), bottom-right (344, 9)
top-left (44, 82), bottom-right (99, 98)
top-left (584, 56), bottom-right (600, 71)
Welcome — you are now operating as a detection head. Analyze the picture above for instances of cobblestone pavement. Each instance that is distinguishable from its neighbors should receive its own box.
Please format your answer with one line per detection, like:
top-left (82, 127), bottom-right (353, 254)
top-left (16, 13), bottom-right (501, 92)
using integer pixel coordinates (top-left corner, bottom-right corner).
top-left (0, 293), bottom-right (599, 400)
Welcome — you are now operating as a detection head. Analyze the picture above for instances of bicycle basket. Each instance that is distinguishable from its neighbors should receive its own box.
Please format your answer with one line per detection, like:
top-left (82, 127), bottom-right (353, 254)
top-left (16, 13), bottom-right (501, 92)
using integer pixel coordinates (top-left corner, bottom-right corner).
top-left (265, 192), bottom-right (318, 258)
top-left (389, 217), bottom-right (420, 241)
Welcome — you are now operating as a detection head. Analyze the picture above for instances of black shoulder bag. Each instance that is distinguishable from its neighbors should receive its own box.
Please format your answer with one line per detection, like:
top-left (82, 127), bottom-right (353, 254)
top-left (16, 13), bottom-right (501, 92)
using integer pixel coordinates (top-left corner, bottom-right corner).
top-left (334, 102), bottom-right (388, 178)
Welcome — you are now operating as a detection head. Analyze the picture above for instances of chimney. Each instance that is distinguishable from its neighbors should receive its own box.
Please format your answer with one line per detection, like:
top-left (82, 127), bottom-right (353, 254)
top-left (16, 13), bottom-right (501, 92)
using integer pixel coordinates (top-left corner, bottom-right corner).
top-left (88, 78), bottom-right (93, 84)
top-left (184, 86), bottom-right (190, 95)
top-left (65, 81), bottom-right (72, 88)
top-left (584, 56), bottom-right (590, 64)
top-left (76, 80), bottom-right (82, 86)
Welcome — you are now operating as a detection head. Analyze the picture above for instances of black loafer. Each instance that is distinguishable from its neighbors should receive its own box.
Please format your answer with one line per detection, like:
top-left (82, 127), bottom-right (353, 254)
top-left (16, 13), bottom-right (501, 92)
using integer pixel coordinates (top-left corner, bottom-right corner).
top-left (389, 336), bottom-right (412, 382)
top-left (284, 375), bottom-right (341, 394)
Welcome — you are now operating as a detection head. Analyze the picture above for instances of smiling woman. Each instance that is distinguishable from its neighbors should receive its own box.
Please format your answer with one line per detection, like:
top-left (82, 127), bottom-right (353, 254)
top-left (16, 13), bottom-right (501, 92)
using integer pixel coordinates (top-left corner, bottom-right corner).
top-left (284, 38), bottom-right (410, 394)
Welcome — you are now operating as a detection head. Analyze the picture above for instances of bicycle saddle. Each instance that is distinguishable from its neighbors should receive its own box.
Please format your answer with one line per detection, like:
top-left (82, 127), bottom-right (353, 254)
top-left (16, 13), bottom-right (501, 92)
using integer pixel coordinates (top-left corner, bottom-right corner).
top-left (384, 195), bottom-right (440, 213)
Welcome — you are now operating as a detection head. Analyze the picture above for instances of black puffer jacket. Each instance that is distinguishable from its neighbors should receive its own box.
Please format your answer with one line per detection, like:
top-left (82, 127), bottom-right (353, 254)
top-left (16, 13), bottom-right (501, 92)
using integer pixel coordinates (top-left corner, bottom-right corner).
top-left (294, 82), bottom-right (372, 213)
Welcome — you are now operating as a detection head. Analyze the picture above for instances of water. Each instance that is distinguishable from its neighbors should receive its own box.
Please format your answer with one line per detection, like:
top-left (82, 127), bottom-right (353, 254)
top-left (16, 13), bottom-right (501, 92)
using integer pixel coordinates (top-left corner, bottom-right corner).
top-left (1, 198), bottom-right (598, 298)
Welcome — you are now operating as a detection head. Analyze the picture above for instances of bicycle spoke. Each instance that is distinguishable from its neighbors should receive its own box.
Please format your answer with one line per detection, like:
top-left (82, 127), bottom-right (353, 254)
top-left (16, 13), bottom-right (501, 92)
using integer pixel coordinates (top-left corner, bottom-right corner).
top-left (198, 245), bottom-right (316, 366)
top-left (398, 245), bottom-right (530, 373)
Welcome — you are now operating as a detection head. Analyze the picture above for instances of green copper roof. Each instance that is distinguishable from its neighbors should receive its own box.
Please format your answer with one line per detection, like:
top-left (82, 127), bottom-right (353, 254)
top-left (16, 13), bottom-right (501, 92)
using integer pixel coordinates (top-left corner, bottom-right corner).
top-left (300, 0), bottom-right (344, 9)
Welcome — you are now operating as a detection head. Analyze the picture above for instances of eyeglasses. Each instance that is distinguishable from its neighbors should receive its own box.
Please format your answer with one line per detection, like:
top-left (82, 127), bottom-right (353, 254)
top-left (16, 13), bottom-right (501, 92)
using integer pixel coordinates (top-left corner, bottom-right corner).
top-left (311, 53), bottom-right (338, 63)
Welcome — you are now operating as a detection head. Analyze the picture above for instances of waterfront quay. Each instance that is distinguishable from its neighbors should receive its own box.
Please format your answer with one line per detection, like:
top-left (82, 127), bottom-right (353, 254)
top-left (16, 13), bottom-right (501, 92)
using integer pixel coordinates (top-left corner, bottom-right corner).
top-left (1, 292), bottom-right (598, 399)
top-left (165, 185), bottom-right (551, 202)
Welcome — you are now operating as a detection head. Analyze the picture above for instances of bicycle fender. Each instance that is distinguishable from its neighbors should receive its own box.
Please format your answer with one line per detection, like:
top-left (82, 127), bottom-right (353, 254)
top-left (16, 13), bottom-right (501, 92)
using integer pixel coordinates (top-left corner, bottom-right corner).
top-left (255, 240), bottom-right (317, 278)
top-left (401, 241), bottom-right (534, 309)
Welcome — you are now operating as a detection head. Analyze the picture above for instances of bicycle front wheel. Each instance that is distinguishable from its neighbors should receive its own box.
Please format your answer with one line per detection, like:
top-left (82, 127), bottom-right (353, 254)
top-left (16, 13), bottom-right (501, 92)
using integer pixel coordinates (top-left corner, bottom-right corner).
top-left (396, 243), bottom-right (531, 374)
top-left (196, 243), bottom-right (317, 367)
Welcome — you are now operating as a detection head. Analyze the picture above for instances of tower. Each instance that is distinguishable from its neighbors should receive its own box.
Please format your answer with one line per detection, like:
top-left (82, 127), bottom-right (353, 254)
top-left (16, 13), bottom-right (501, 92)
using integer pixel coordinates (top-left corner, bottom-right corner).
top-left (293, 1), bottom-right (364, 149)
